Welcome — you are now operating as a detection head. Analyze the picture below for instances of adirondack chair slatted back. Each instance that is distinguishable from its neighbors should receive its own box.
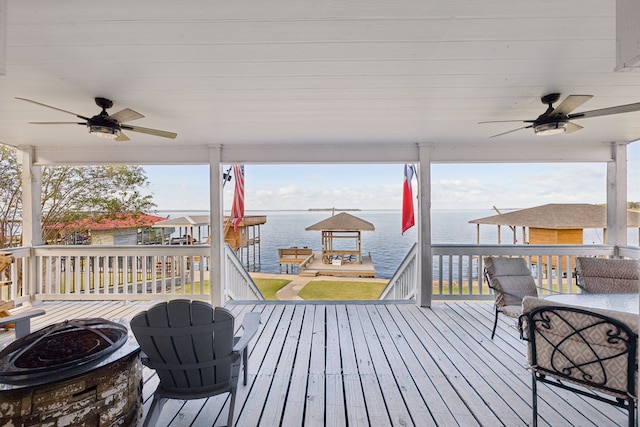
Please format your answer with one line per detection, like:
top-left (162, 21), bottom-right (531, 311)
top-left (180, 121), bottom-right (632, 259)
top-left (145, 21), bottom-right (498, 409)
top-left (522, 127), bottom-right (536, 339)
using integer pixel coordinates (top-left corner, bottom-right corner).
top-left (131, 299), bottom-right (259, 426)
top-left (131, 300), bottom-right (236, 394)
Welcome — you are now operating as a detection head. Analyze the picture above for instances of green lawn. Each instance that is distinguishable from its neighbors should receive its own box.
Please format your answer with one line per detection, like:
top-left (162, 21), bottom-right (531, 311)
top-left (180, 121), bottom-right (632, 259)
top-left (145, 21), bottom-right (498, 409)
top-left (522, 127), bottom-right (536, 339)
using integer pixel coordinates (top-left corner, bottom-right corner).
top-left (253, 278), bottom-right (291, 300)
top-left (298, 280), bottom-right (386, 300)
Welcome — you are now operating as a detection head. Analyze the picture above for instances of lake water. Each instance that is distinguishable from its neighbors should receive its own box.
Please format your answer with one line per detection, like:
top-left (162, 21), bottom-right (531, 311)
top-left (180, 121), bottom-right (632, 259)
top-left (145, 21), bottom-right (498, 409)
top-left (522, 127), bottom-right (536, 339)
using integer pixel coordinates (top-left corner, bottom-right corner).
top-left (156, 209), bottom-right (637, 279)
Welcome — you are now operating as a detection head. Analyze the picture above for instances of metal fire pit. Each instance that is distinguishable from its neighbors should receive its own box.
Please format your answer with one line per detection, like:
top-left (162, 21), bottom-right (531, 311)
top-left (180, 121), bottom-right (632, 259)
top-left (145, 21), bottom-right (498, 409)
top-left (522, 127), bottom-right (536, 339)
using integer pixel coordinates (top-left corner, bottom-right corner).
top-left (0, 318), bottom-right (128, 381)
top-left (0, 318), bottom-right (142, 426)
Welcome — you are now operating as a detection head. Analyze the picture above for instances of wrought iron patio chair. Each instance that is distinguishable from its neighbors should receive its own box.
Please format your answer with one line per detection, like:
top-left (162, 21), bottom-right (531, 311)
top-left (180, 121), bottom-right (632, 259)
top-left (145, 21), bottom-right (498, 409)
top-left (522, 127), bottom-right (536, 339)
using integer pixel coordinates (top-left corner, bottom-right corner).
top-left (575, 257), bottom-right (640, 294)
top-left (518, 296), bottom-right (638, 427)
top-left (131, 299), bottom-right (260, 427)
top-left (483, 256), bottom-right (538, 339)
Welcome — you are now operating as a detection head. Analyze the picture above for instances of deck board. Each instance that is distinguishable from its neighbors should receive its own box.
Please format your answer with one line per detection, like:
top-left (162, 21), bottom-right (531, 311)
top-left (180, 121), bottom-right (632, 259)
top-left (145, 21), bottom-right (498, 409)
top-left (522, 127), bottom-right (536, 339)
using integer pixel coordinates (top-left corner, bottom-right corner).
top-left (0, 300), bottom-right (632, 427)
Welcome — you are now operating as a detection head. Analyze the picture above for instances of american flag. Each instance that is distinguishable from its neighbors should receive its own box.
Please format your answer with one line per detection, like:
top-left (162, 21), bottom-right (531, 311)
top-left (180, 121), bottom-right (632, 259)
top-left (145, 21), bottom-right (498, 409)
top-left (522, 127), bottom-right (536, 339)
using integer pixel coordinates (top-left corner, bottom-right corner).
top-left (401, 164), bottom-right (415, 234)
top-left (231, 164), bottom-right (244, 230)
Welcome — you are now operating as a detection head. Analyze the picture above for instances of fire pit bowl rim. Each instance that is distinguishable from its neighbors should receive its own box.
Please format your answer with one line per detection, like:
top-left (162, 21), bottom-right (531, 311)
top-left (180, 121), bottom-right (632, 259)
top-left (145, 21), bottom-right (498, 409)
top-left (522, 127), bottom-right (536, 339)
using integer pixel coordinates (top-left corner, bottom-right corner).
top-left (0, 318), bottom-right (128, 382)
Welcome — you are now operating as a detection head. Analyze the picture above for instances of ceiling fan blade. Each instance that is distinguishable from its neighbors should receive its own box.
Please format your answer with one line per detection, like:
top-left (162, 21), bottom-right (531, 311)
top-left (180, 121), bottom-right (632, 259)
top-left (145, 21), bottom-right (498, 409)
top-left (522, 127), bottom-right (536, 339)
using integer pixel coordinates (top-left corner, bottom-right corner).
top-left (109, 108), bottom-right (144, 124)
top-left (115, 132), bottom-right (130, 142)
top-left (489, 125), bottom-right (532, 138)
top-left (16, 97), bottom-right (90, 121)
top-left (479, 120), bottom-right (534, 124)
top-left (568, 102), bottom-right (640, 120)
top-left (121, 124), bottom-right (177, 139)
top-left (564, 122), bottom-right (583, 134)
top-left (29, 121), bottom-right (85, 125)
top-left (551, 95), bottom-right (593, 116)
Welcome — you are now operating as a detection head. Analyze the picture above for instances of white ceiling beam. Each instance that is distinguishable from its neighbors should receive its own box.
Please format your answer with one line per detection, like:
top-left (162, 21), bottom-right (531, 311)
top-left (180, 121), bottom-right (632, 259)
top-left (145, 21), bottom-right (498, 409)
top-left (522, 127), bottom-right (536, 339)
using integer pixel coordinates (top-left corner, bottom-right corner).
top-left (31, 141), bottom-right (616, 165)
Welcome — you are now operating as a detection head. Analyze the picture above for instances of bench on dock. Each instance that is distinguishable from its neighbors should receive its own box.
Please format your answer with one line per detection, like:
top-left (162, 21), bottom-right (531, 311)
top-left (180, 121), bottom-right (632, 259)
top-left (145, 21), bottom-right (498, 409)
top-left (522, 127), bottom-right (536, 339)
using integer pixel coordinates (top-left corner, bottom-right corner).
top-left (278, 247), bottom-right (314, 273)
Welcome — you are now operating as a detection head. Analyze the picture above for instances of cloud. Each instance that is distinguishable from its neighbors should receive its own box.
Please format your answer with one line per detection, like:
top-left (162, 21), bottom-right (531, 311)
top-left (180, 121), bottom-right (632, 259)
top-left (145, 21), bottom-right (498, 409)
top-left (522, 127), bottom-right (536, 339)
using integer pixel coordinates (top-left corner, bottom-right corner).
top-left (145, 155), bottom-right (637, 211)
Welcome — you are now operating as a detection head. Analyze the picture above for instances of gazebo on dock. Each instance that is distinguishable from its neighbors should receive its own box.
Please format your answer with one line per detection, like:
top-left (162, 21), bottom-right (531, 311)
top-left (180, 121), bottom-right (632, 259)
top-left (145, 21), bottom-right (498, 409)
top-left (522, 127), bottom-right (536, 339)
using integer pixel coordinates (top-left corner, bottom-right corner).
top-left (305, 212), bottom-right (374, 265)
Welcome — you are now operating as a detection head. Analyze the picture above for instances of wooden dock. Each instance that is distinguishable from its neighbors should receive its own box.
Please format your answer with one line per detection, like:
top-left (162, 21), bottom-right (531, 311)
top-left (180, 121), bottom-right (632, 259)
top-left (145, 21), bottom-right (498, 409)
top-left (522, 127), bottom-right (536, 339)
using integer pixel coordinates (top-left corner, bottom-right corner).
top-left (299, 251), bottom-right (376, 278)
top-left (0, 300), bottom-right (629, 426)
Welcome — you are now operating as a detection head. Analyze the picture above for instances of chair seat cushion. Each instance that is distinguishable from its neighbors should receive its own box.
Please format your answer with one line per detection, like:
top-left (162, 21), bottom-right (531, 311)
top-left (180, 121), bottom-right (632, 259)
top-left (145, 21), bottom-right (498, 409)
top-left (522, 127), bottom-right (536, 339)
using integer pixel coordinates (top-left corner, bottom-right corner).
top-left (499, 304), bottom-right (523, 318)
top-left (576, 257), bottom-right (640, 293)
top-left (522, 296), bottom-right (638, 401)
top-left (485, 257), bottom-right (538, 307)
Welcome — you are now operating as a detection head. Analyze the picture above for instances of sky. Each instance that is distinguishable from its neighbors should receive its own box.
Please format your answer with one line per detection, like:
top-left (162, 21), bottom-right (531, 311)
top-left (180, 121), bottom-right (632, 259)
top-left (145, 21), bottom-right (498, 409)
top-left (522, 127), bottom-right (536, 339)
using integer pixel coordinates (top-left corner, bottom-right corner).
top-left (143, 143), bottom-right (639, 212)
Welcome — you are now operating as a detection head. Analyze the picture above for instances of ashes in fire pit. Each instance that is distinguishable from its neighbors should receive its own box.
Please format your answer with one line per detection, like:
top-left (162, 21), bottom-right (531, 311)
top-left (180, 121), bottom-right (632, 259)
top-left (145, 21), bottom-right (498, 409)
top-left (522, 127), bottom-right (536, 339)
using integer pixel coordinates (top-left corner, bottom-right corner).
top-left (0, 318), bottom-right (128, 379)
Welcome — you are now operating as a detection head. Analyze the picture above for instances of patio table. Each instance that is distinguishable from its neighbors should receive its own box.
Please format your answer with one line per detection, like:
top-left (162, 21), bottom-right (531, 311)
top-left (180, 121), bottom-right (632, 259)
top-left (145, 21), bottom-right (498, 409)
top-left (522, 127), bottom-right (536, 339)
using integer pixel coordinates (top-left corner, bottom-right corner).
top-left (544, 293), bottom-right (639, 314)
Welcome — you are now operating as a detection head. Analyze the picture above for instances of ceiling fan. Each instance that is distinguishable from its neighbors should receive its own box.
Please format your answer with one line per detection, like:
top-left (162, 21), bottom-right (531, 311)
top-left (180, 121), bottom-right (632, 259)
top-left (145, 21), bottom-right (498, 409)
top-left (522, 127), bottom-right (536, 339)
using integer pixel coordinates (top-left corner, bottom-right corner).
top-left (16, 97), bottom-right (177, 141)
top-left (479, 93), bottom-right (640, 137)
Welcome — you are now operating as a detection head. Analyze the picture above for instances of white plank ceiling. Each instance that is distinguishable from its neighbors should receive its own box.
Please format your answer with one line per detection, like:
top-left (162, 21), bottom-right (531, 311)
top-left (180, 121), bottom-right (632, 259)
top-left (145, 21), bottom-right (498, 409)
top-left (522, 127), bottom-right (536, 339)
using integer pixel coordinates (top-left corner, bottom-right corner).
top-left (1, 1), bottom-right (640, 163)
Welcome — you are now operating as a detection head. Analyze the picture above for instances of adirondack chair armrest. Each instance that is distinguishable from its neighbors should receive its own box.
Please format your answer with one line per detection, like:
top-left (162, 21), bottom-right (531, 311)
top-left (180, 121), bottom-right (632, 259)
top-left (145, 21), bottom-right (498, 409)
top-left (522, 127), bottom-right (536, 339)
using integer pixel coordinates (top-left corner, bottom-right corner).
top-left (233, 312), bottom-right (260, 353)
top-left (0, 308), bottom-right (46, 338)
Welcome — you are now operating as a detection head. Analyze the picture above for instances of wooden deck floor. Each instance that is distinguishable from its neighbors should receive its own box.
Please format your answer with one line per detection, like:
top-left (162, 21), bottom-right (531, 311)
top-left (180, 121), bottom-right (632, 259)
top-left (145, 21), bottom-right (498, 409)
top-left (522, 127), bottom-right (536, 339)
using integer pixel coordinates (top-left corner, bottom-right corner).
top-left (0, 300), bottom-right (631, 426)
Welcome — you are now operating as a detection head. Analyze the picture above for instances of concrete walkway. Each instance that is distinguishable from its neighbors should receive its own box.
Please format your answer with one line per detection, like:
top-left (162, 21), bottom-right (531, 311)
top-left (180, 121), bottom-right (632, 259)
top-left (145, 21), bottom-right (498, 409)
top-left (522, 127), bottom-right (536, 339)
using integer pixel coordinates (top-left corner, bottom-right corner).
top-left (249, 272), bottom-right (388, 301)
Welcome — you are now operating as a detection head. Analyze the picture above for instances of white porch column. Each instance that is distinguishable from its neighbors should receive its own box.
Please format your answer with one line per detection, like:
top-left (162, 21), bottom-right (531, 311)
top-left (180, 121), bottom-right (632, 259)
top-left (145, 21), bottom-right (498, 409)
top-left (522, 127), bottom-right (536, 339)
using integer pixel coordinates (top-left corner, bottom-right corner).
top-left (606, 142), bottom-right (628, 246)
top-left (18, 146), bottom-right (42, 246)
top-left (418, 143), bottom-right (432, 307)
top-left (209, 145), bottom-right (224, 306)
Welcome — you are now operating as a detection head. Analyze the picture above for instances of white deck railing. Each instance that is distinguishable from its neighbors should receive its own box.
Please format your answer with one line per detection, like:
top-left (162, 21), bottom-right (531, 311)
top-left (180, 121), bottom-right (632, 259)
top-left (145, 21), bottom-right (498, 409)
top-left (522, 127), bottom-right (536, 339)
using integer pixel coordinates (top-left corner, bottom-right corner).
top-left (224, 243), bottom-right (264, 301)
top-left (379, 242), bottom-right (418, 300)
top-left (1, 244), bottom-right (638, 303)
top-left (1, 244), bottom-right (262, 303)
top-left (380, 243), bottom-right (640, 301)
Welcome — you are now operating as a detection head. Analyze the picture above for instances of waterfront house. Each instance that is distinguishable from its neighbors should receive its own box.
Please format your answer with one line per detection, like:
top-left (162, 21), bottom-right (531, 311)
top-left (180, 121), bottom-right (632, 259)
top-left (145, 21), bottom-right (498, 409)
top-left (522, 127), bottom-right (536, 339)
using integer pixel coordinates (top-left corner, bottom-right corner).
top-left (1, 2), bottom-right (639, 425)
top-left (50, 212), bottom-right (168, 245)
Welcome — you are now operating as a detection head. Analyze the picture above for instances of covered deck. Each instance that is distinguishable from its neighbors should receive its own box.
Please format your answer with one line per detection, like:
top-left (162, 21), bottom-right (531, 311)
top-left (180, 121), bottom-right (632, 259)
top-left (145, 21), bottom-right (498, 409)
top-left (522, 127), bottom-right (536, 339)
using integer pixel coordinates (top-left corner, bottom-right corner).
top-left (0, 300), bottom-right (628, 426)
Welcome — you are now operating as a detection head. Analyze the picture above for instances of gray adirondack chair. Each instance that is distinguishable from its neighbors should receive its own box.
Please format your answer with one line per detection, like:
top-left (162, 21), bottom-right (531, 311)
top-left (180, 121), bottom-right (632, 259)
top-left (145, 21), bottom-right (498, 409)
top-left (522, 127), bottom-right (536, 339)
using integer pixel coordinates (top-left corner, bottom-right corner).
top-left (131, 300), bottom-right (260, 427)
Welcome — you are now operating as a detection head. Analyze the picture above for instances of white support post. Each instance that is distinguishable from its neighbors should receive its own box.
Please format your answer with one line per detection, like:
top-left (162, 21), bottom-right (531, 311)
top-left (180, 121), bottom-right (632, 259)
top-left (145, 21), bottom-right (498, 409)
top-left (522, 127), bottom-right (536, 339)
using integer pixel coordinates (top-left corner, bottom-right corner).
top-left (18, 146), bottom-right (42, 246)
top-left (18, 146), bottom-right (41, 300)
top-left (209, 145), bottom-right (224, 306)
top-left (606, 142), bottom-right (628, 247)
top-left (418, 143), bottom-right (432, 307)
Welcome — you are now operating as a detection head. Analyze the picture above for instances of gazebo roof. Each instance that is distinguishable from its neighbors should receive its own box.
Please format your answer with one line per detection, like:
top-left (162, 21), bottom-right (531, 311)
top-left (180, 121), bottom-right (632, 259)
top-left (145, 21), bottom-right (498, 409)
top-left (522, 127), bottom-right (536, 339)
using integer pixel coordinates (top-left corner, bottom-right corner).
top-left (305, 212), bottom-right (375, 231)
top-left (468, 203), bottom-right (640, 229)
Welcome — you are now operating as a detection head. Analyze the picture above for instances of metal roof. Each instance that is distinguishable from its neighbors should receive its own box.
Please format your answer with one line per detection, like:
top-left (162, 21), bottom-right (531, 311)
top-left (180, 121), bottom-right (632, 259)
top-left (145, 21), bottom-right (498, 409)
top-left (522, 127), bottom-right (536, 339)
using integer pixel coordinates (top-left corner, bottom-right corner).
top-left (469, 204), bottom-right (640, 229)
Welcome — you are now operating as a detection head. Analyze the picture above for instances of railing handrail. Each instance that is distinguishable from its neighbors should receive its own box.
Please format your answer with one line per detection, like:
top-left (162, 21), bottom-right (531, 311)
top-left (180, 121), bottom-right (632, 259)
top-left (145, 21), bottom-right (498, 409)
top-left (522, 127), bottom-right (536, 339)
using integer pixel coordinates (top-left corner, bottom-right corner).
top-left (224, 243), bottom-right (264, 301)
top-left (3, 243), bottom-right (636, 303)
top-left (379, 242), bottom-right (418, 300)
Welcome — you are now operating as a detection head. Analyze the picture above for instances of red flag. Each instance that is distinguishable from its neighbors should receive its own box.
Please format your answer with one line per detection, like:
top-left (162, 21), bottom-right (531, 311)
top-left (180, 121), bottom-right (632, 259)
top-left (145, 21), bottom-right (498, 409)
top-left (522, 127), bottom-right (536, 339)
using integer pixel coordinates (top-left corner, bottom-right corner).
top-left (231, 164), bottom-right (244, 230)
top-left (402, 164), bottom-right (415, 234)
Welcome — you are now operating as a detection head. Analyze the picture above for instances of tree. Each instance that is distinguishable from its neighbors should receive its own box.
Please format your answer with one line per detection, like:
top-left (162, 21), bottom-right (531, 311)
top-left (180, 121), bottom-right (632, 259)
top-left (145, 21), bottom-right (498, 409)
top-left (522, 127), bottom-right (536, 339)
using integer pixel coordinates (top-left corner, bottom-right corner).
top-left (0, 145), bottom-right (156, 246)
top-left (0, 146), bottom-right (22, 247)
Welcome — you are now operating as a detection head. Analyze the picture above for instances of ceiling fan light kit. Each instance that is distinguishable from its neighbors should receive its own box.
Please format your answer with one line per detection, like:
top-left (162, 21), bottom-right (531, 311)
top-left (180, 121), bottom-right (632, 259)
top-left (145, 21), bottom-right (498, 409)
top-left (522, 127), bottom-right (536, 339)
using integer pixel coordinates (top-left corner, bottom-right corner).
top-left (534, 121), bottom-right (567, 136)
top-left (88, 124), bottom-right (120, 139)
